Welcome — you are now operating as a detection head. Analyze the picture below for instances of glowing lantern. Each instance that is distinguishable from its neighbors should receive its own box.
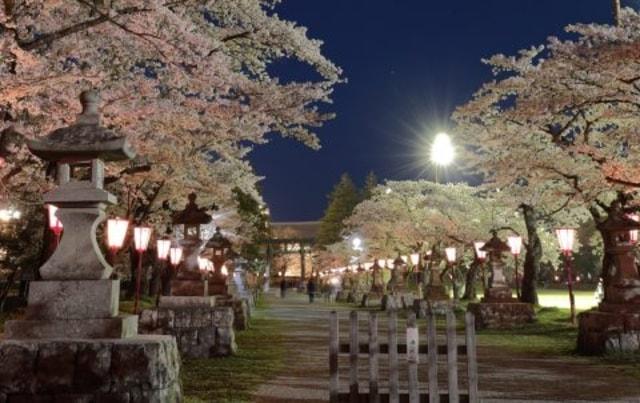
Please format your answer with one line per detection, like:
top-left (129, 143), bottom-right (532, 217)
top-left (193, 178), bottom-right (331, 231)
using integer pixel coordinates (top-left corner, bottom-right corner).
top-left (107, 217), bottom-right (129, 251)
top-left (445, 247), bottom-right (457, 263)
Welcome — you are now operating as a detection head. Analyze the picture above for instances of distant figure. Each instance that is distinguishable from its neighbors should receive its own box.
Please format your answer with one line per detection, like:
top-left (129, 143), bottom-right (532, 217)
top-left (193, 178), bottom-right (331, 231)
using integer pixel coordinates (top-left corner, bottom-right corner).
top-left (595, 277), bottom-right (604, 304)
top-left (307, 277), bottom-right (317, 303)
top-left (280, 278), bottom-right (287, 299)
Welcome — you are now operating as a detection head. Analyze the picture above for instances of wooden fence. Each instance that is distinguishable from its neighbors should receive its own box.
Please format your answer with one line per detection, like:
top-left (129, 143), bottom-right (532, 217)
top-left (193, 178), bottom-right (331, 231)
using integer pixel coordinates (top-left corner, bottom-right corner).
top-left (329, 309), bottom-right (478, 403)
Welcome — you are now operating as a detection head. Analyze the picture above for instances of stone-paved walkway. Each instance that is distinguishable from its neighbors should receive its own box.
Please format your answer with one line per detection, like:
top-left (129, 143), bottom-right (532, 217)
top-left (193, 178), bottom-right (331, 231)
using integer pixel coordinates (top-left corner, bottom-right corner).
top-left (251, 292), bottom-right (640, 402)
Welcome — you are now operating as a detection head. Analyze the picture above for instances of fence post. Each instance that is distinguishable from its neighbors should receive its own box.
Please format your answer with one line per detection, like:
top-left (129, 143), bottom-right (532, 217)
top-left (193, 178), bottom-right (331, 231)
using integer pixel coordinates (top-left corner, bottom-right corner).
top-left (446, 310), bottom-right (459, 403)
top-left (426, 312), bottom-right (439, 403)
top-left (350, 311), bottom-right (360, 403)
top-left (369, 311), bottom-right (380, 403)
top-left (465, 311), bottom-right (479, 403)
top-left (330, 311), bottom-right (339, 403)
top-left (388, 310), bottom-right (399, 403)
top-left (407, 313), bottom-right (419, 403)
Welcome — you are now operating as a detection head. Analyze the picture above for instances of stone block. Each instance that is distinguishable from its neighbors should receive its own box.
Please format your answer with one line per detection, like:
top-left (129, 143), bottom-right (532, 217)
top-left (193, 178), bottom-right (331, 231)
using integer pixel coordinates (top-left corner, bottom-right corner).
top-left (578, 309), bottom-right (640, 354)
top-left (424, 285), bottom-right (449, 301)
top-left (467, 301), bottom-right (535, 329)
top-left (35, 343), bottom-right (77, 393)
top-left (26, 280), bottom-right (118, 320)
top-left (413, 299), bottom-right (457, 317)
top-left (215, 327), bottom-right (237, 356)
top-left (170, 279), bottom-right (206, 296)
top-left (0, 341), bottom-right (38, 394)
top-left (0, 336), bottom-right (181, 402)
top-left (158, 296), bottom-right (216, 309)
top-left (4, 315), bottom-right (138, 340)
top-left (74, 343), bottom-right (112, 392)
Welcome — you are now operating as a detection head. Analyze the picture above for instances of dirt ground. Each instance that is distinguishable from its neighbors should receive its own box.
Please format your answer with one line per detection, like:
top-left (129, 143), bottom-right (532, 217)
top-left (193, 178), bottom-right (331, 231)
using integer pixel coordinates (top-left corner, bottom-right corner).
top-left (251, 292), bottom-right (640, 403)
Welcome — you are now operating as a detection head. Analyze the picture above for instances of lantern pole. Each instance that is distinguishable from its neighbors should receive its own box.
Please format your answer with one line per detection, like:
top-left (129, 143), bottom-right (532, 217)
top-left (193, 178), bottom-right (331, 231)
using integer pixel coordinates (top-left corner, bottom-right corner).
top-left (133, 226), bottom-right (152, 314)
top-left (564, 250), bottom-right (576, 325)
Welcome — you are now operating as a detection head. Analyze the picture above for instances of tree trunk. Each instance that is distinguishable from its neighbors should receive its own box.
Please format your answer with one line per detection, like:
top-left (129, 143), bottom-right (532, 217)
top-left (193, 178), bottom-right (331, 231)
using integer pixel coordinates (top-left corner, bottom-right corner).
top-left (520, 204), bottom-right (541, 304)
top-left (612, 0), bottom-right (621, 26)
top-left (462, 262), bottom-right (478, 301)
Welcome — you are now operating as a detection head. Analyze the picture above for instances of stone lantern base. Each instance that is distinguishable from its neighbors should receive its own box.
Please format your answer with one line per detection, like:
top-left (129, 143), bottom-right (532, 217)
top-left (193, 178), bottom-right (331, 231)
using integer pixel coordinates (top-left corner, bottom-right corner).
top-left (0, 280), bottom-right (182, 402)
top-left (578, 303), bottom-right (640, 355)
top-left (424, 284), bottom-right (449, 301)
top-left (467, 287), bottom-right (535, 329)
top-left (0, 336), bottom-right (182, 402)
top-left (171, 270), bottom-right (208, 297)
top-left (139, 296), bottom-right (237, 358)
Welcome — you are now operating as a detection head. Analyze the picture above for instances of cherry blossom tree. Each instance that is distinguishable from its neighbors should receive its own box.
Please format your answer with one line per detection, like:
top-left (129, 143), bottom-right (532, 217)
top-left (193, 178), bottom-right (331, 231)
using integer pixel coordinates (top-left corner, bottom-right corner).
top-left (0, 0), bottom-right (342, 246)
top-left (453, 9), bottom-right (640, 302)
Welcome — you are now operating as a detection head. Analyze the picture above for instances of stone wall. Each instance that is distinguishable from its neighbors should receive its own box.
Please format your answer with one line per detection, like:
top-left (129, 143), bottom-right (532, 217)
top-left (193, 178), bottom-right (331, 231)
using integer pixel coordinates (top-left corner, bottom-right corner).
top-left (0, 336), bottom-right (182, 402)
top-left (139, 306), bottom-right (236, 358)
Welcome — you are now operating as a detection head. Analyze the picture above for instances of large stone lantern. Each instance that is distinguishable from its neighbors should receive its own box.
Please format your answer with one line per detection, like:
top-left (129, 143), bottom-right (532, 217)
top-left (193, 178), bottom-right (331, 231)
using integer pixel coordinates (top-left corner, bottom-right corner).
top-left (0, 91), bottom-right (182, 400)
top-left (578, 202), bottom-right (640, 354)
top-left (170, 193), bottom-right (212, 296)
top-left (206, 226), bottom-right (233, 295)
top-left (480, 230), bottom-right (513, 302)
top-left (467, 230), bottom-right (535, 329)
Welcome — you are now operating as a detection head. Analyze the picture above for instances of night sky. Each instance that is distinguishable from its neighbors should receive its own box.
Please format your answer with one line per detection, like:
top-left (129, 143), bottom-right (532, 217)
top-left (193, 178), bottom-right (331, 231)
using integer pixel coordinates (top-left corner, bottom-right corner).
top-left (249, 0), bottom-right (620, 222)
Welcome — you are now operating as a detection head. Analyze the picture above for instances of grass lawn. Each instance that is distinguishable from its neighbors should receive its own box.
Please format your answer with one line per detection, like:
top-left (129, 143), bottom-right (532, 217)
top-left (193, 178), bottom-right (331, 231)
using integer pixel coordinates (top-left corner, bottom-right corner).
top-left (473, 291), bottom-right (640, 378)
top-left (182, 299), bottom-right (286, 403)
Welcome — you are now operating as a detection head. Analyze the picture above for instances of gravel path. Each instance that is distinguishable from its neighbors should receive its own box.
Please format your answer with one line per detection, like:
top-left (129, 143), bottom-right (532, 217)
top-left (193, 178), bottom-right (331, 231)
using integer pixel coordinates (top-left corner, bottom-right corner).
top-left (251, 293), bottom-right (640, 402)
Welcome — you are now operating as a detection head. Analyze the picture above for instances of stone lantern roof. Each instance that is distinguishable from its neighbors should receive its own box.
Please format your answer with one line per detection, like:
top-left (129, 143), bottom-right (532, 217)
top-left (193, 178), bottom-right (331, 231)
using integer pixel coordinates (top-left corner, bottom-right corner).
top-left (172, 193), bottom-right (212, 226)
top-left (28, 90), bottom-right (135, 162)
top-left (206, 227), bottom-right (232, 250)
top-left (480, 230), bottom-right (511, 254)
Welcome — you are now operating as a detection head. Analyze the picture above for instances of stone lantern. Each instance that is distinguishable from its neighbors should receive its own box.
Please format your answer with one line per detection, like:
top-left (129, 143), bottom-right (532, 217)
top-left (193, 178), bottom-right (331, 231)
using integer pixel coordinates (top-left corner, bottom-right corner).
top-left (578, 202), bottom-right (640, 354)
top-left (205, 226), bottom-right (233, 295)
top-left (170, 193), bottom-right (212, 296)
top-left (467, 230), bottom-right (534, 329)
top-left (388, 254), bottom-right (406, 293)
top-left (480, 230), bottom-right (513, 302)
top-left (424, 247), bottom-right (449, 301)
top-left (0, 91), bottom-right (181, 400)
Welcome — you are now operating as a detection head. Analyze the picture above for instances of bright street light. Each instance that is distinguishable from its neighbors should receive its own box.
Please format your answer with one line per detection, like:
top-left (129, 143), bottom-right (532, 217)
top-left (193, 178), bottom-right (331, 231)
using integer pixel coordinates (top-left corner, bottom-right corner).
top-left (430, 132), bottom-right (454, 183)
top-left (430, 132), bottom-right (455, 167)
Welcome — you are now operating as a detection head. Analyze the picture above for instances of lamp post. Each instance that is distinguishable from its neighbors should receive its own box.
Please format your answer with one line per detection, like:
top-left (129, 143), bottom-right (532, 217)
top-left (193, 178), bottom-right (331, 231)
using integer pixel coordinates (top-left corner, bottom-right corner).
top-left (206, 227), bottom-right (233, 295)
top-left (410, 252), bottom-right (420, 285)
top-left (47, 204), bottom-right (63, 247)
top-left (555, 228), bottom-right (576, 324)
top-left (474, 241), bottom-right (487, 291)
top-left (155, 236), bottom-right (172, 303)
top-left (507, 236), bottom-right (523, 300)
top-left (106, 217), bottom-right (129, 264)
top-left (445, 247), bottom-right (458, 299)
top-left (628, 214), bottom-right (639, 243)
top-left (133, 226), bottom-right (152, 314)
top-left (169, 246), bottom-right (183, 271)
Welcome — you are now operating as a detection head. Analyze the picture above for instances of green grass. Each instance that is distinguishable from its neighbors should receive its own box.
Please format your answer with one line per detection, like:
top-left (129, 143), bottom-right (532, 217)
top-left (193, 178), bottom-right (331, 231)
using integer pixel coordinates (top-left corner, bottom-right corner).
top-left (477, 306), bottom-right (578, 355)
top-left (182, 299), bottom-right (286, 403)
top-left (118, 296), bottom-right (157, 314)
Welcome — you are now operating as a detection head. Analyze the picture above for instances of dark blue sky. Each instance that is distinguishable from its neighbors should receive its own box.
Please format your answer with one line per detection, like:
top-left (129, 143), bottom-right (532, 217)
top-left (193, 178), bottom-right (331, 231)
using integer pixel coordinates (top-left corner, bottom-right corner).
top-left (249, 0), bottom-right (618, 221)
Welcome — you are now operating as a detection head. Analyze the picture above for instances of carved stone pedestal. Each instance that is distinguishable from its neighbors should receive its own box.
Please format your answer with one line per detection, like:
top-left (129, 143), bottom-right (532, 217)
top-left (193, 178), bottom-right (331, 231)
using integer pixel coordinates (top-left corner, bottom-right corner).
top-left (467, 301), bottom-right (535, 329)
top-left (578, 303), bottom-right (640, 354)
top-left (139, 296), bottom-right (236, 358)
top-left (424, 285), bottom-right (449, 301)
top-left (413, 299), bottom-right (457, 317)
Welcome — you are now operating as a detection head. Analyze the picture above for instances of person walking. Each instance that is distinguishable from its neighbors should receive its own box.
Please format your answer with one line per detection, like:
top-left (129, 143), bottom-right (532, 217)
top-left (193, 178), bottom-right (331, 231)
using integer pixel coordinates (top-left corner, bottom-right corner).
top-left (307, 276), bottom-right (317, 303)
top-left (280, 277), bottom-right (287, 299)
